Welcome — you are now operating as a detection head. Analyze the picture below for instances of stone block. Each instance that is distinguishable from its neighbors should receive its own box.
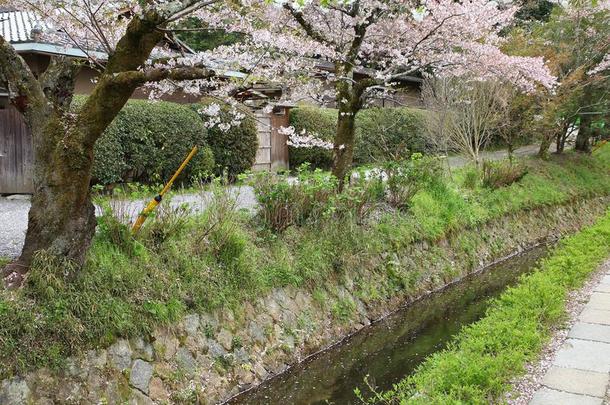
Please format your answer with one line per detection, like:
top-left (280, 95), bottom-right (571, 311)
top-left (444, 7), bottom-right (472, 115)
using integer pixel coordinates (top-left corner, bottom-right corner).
top-left (530, 388), bottom-right (602, 405)
top-left (130, 359), bottom-right (153, 395)
top-left (552, 339), bottom-right (610, 373)
top-left (579, 308), bottom-right (610, 326)
top-left (542, 366), bottom-right (608, 397)
top-left (586, 292), bottom-right (610, 310)
top-left (569, 322), bottom-right (610, 344)
top-left (108, 339), bottom-right (133, 371)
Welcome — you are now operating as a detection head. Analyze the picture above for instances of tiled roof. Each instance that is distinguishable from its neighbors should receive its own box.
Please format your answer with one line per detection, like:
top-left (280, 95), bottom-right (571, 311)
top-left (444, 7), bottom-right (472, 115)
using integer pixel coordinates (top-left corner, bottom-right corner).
top-left (0, 10), bottom-right (47, 44)
top-left (0, 10), bottom-right (247, 79)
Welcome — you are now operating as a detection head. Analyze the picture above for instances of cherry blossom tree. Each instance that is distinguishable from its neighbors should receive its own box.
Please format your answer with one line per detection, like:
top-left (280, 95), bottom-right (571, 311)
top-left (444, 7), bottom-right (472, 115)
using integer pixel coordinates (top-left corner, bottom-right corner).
top-left (506, 0), bottom-right (610, 156)
top-left (222, 0), bottom-right (557, 185)
top-left (0, 0), bottom-right (253, 286)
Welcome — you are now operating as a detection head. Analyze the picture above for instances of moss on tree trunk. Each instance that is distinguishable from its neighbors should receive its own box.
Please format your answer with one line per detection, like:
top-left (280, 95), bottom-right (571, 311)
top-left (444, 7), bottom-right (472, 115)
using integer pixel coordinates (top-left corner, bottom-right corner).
top-left (331, 109), bottom-right (358, 186)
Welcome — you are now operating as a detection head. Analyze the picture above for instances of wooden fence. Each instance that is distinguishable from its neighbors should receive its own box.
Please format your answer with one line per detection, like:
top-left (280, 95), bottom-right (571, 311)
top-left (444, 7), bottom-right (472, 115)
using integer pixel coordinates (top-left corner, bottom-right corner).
top-left (0, 106), bottom-right (34, 194)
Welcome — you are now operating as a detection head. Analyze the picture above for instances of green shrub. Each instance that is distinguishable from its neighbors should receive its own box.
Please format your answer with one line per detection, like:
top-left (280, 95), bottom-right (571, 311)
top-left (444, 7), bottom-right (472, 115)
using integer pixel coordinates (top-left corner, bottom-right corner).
top-left (383, 153), bottom-right (444, 208)
top-left (289, 106), bottom-right (337, 170)
top-left (461, 166), bottom-right (481, 189)
top-left (195, 100), bottom-right (258, 179)
top-left (354, 107), bottom-right (427, 164)
top-left (482, 160), bottom-right (528, 189)
top-left (288, 106), bottom-right (428, 170)
top-left (72, 97), bottom-right (214, 185)
top-left (249, 164), bottom-right (338, 232)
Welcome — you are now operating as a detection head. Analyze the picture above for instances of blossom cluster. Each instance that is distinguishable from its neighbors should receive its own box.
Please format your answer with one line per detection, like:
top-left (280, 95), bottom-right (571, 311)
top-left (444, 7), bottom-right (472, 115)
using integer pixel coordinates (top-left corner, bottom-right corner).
top-left (589, 54), bottom-right (610, 76)
top-left (279, 126), bottom-right (334, 150)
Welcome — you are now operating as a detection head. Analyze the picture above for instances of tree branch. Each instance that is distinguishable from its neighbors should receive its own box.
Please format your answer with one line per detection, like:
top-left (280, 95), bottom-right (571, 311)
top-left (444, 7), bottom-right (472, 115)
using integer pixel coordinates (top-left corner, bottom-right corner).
top-left (111, 66), bottom-right (215, 86)
top-left (39, 57), bottom-right (82, 111)
top-left (0, 34), bottom-right (46, 115)
top-left (163, 0), bottom-right (224, 24)
top-left (283, 4), bottom-right (335, 48)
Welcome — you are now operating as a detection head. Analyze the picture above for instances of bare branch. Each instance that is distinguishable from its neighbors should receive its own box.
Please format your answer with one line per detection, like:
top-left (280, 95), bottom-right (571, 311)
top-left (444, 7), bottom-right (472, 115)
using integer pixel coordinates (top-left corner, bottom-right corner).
top-left (283, 4), bottom-right (336, 48)
top-left (163, 0), bottom-right (224, 24)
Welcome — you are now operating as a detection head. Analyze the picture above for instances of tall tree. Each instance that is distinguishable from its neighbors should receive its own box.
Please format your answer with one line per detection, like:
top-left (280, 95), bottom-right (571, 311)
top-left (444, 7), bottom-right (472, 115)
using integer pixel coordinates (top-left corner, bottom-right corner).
top-left (224, 0), bottom-right (556, 184)
top-left (506, 1), bottom-right (610, 156)
top-left (0, 0), bottom-right (248, 286)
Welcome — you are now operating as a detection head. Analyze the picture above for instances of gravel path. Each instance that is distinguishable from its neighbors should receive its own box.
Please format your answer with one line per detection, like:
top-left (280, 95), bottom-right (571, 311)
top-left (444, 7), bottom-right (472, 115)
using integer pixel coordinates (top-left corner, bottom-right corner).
top-left (0, 144), bottom-right (544, 259)
top-left (0, 186), bottom-right (257, 259)
top-left (446, 144), bottom-right (542, 168)
top-left (0, 197), bottom-right (31, 258)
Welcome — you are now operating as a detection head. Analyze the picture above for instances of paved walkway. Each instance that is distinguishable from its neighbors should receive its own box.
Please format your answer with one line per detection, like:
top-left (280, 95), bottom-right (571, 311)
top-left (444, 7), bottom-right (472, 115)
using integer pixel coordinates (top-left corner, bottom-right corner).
top-left (530, 271), bottom-right (610, 404)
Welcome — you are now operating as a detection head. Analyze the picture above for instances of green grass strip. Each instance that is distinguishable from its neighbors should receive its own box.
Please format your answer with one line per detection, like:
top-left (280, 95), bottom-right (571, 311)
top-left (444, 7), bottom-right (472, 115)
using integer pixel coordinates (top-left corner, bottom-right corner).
top-left (370, 209), bottom-right (610, 404)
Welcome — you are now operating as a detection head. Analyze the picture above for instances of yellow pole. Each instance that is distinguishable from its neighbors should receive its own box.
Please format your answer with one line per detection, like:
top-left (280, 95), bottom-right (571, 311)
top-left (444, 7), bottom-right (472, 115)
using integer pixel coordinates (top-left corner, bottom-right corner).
top-left (131, 146), bottom-right (199, 234)
top-left (592, 139), bottom-right (607, 154)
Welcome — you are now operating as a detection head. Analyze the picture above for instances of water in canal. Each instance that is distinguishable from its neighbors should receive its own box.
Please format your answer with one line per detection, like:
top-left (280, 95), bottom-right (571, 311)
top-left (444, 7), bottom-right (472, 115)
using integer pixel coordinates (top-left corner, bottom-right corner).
top-left (227, 246), bottom-right (548, 405)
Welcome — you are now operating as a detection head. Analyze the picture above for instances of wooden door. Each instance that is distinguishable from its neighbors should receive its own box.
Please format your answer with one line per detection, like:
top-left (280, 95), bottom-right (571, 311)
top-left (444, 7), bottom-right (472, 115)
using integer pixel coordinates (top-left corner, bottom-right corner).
top-left (270, 110), bottom-right (289, 171)
top-left (253, 112), bottom-right (272, 171)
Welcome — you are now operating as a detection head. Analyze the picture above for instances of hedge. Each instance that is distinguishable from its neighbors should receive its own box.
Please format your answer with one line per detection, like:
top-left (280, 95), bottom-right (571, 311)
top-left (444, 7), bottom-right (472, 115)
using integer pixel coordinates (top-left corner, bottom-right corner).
top-left (72, 97), bottom-right (214, 185)
top-left (194, 100), bottom-right (258, 179)
top-left (288, 106), bottom-right (337, 169)
top-left (288, 106), bottom-right (427, 169)
top-left (354, 107), bottom-right (427, 164)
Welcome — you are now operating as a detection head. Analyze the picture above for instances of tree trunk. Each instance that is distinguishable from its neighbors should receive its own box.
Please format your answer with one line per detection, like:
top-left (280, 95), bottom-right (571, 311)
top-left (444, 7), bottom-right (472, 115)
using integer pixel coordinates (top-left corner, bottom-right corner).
top-left (0, 15), bottom-right (167, 287)
top-left (2, 115), bottom-right (96, 287)
top-left (538, 132), bottom-right (554, 159)
top-left (331, 108), bottom-right (358, 188)
top-left (575, 114), bottom-right (592, 153)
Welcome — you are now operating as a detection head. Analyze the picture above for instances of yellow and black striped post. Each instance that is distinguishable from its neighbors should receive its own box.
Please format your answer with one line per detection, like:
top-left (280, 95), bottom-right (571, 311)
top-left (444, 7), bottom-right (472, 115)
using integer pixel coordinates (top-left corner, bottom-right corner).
top-left (131, 146), bottom-right (199, 234)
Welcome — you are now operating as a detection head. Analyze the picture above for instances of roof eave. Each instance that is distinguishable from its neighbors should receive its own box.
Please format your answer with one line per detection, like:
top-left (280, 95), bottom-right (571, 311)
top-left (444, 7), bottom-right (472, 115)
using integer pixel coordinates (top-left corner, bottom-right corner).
top-left (13, 42), bottom-right (107, 59)
top-left (12, 42), bottom-right (247, 79)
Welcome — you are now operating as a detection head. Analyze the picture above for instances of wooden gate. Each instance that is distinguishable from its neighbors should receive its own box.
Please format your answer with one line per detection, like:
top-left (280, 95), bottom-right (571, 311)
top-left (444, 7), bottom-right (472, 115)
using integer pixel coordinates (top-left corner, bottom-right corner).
top-left (270, 109), bottom-right (289, 171)
top-left (0, 106), bottom-right (34, 194)
top-left (252, 109), bottom-right (290, 172)
top-left (253, 112), bottom-right (272, 171)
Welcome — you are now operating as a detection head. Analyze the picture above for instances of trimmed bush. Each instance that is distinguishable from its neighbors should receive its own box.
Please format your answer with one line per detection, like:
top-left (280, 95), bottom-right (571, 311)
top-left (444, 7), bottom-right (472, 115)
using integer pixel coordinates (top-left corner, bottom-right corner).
top-left (195, 100), bottom-right (258, 179)
top-left (72, 97), bottom-right (214, 185)
top-left (289, 106), bottom-right (337, 170)
top-left (354, 107), bottom-right (427, 164)
top-left (482, 159), bottom-right (528, 189)
top-left (288, 106), bottom-right (427, 170)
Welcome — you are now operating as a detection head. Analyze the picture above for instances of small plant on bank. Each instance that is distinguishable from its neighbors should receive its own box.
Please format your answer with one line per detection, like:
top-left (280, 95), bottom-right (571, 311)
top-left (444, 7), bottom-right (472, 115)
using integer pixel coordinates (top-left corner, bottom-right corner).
top-left (95, 201), bottom-right (139, 256)
top-left (249, 164), bottom-right (338, 232)
top-left (461, 166), bottom-right (481, 189)
top-left (482, 159), bottom-right (528, 189)
top-left (384, 153), bottom-right (445, 209)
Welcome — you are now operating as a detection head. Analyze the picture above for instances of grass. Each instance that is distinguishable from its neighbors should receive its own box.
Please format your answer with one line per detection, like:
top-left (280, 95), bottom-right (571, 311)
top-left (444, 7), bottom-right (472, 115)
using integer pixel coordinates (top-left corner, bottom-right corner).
top-left (0, 146), bottom-right (609, 378)
top-left (364, 209), bottom-right (610, 404)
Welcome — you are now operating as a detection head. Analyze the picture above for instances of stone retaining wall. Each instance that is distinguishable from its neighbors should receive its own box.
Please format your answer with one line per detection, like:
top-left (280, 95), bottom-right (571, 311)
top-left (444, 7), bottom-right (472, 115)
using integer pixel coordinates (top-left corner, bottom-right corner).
top-left (1, 197), bottom-right (608, 405)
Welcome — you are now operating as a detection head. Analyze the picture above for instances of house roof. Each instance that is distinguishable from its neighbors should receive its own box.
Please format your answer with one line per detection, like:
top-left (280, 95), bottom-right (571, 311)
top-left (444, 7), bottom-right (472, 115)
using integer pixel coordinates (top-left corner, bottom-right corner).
top-left (0, 10), bottom-right (45, 43)
top-left (0, 10), bottom-right (110, 59)
top-left (0, 9), bottom-right (247, 79)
